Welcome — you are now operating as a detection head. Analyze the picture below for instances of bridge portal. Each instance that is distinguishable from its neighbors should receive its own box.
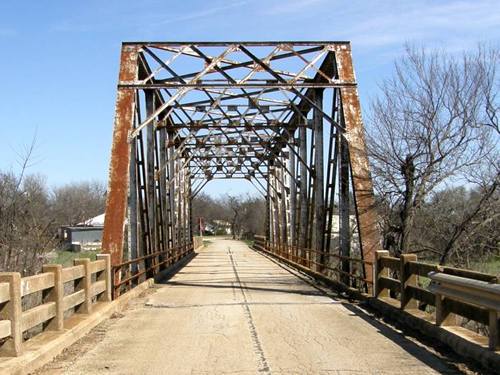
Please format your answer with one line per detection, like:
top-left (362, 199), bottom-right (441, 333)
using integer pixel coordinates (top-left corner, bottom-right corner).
top-left (102, 41), bottom-right (380, 295)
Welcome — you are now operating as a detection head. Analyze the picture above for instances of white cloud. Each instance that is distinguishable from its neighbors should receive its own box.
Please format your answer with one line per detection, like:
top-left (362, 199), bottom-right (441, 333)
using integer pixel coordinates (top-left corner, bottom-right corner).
top-left (152, 1), bottom-right (250, 26)
top-left (333, 0), bottom-right (500, 51)
top-left (49, 1), bottom-right (251, 34)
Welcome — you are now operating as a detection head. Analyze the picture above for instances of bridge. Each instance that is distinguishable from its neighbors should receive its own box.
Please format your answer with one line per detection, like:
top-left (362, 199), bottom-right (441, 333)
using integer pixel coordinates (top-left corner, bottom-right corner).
top-left (0, 41), bottom-right (498, 374)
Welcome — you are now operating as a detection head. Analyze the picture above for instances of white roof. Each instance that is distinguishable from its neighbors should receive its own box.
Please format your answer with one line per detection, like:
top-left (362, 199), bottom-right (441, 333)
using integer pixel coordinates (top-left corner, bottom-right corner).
top-left (79, 213), bottom-right (105, 226)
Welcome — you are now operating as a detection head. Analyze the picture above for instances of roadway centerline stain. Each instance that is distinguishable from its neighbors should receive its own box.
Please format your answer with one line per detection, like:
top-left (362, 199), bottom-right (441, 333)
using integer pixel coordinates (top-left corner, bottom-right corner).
top-left (227, 247), bottom-right (271, 374)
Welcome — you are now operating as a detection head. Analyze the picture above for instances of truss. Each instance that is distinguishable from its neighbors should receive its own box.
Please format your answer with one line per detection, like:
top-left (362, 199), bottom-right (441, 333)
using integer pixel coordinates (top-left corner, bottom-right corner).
top-left (102, 41), bottom-right (381, 291)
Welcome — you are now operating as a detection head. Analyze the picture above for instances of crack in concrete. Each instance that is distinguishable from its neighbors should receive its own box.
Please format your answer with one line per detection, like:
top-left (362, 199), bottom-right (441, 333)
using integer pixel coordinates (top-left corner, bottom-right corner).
top-left (227, 247), bottom-right (271, 375)
top-left (144, 301), bottom-right (338, 309)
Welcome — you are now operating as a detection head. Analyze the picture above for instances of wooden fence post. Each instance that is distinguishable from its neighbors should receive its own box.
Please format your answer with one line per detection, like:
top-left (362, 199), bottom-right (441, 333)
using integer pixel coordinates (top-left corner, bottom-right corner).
top-left (374, 250), bottom-right (389, 298)
top-left (400, 254), bottom-right (418, 310)
top-left (96, 254), bottom-right (112, 302)
top-left (74, 259), bottom-right (92, 314)
top-left (0, 273), bottom-right (22, 356)
top-left (41, 265), bottom-right (64, 331)
top-left (489, 310), bottom-right (499, 350)
top-left (435, 293), bottom-right (457, 326)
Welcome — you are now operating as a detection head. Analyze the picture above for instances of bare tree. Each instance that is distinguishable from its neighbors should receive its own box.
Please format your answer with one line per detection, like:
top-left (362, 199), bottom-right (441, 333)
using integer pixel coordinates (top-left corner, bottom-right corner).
top-left (226, 195), bottom-right (241, 239)
top-left (477, 47), bottom-right (500, 134)
top-left (222, 194), bottom-right (266, 239)
top-left (239, 196), bottom-right (266, 237)
top-left (0, 139), bottom-right (56, 274)
top-left (0, 133), bottom-right (109, 274)
top-left (191, 192), bottom-right (224, 228)
top-left (192, 193), bottom-right (266, 238)
top-left (368, 44), bottom-right (499, 261)
top-left (414, 184), bottom-right (499, 266)
top-left (51, 180), bottom-right (106, 226)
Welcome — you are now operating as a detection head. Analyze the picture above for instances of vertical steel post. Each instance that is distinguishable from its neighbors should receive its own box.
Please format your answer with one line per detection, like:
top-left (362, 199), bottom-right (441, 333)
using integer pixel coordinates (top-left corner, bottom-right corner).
top-left (168, 132), bottom-right (176, 248)
top-left (265, 173), bottom-right (271, 243)
top-left (288, 142), bottom-right (297, 248)
top-left (102, 45), bottom-right (139, 268)
top-left (298, 125), bottom-right (308, 259)
top-left (128, 134), bottom-right (138, 274)
top-left (159, 126), bottom-right (168, 266)
top-left (339, 134), bottom-right (351, 285)
top-left (313, 90), bottom-right (325, 271)
top-left (145, 91), bottom-right (157, 259)
top-left (324, 88), bottom-right (340, 269)
top-left (279, 161), bottom-right (288, 250)
top-left (188, 174), bottom-right (194, 247)
top-left (335, 44), bottom-right (381, 287)
top-left (176, 160), bottom-right (182, 247)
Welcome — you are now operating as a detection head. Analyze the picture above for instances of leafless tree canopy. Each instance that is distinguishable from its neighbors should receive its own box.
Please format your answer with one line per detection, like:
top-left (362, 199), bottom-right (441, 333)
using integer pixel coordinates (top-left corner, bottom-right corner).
top-left (368, 44), bottom-right (499, 266)
top-left (0, 171), bottom-right (53, 275)
top-left (51, 181), bottom-right (106, 226)
top-left (192, 193), bottom-right (266, 239)
top-left (0, 143), bottom-right (107, 274)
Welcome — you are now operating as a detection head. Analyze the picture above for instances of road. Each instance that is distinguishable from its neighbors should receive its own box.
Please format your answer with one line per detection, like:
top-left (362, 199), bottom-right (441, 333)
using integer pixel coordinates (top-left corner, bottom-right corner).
top-left (41, 238), bottom-right (457, 374)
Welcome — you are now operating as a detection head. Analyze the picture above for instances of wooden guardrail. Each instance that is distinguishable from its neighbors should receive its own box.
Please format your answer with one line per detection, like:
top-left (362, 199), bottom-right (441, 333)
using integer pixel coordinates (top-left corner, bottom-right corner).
top-left (374, 250), bottom-right (499, 351)
top-left (0, 238), bottom-right (203, 360)
top-left (0, 254), bottom-right (112, 357)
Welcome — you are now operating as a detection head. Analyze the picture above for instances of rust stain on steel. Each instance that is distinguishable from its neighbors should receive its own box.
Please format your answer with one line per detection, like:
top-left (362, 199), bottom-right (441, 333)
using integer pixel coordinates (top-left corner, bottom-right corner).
top-left (102, 45), bottom-right (139, 268)
top-left (335, 44), bottom-right (381, 287)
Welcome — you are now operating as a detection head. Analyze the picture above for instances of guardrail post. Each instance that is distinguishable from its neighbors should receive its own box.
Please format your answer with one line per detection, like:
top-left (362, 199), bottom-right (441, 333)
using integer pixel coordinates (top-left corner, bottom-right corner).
top-left (0, 273), bottom-right (22, 356)
top-left (41, 264), bottom-right (64, 331)
top-left (489, 310), bottom-right (499, 350)
top-left (74, 258), bottom-right (92, 314)
top-left (374, 250), bottom-right (389, 298)
top-left (400, 254), bottom-right (417, 310)
top-left (96, 254), bottom-right (112, 302)
top-left (435, 293), bottom-right (456, 326)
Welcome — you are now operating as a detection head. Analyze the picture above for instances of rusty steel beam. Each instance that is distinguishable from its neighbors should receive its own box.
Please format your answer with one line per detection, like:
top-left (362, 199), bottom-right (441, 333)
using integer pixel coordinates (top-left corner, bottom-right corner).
top-left (102, 45), bottom-right (139, 268)
top-left (298, 124), bottom-right (308, 253)
top-left (313, 89), bottom-right (325, 271)
top-left (335, 44), bottom-right (381, 287)
top-left (122, 41), bottom-right (351, 47)
top-left (118, 82), bottom-right (356, 89)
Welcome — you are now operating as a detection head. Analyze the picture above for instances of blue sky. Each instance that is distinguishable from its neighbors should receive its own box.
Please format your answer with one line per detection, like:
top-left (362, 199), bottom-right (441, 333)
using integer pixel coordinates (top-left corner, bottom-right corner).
top-left (0, 0), bottom-right (499, 197)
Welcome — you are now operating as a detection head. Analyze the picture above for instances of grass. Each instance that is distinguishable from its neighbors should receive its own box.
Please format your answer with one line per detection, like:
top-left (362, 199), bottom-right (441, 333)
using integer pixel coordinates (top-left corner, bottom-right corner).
top-left (470, 255), bottom-right (500, 276)
top-left (203, 240), bottom-right (213, 247)
top-left (53, 250), bottom-right (99, 267)
top-left (243, 239), bottom-right (254, 247)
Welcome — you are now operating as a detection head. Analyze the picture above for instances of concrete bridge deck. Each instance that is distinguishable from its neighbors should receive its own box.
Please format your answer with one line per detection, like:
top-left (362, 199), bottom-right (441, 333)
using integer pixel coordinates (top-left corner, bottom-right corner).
top-left (40, 238), bottom-right (457, 374)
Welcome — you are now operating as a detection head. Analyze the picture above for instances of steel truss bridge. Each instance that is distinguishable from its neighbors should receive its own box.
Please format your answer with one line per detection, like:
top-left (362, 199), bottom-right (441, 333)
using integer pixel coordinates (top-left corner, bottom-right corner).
top-left (102, 41), bottom-right (379, 293)
top-left (0, 41), bottom-right (497, 374)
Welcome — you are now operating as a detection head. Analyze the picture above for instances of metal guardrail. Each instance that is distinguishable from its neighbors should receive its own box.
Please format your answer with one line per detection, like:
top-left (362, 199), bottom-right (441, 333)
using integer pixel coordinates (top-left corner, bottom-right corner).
top-left (112, 243), bottom-right (192, 298)
top-left (428, 271), bottom-right (500, 350)
top-left (374, 250), bottom-right (499, 351)
top-left (112, 237), bottom-right (204, 298)
top-left (253, 236), bottom-right (372, 290)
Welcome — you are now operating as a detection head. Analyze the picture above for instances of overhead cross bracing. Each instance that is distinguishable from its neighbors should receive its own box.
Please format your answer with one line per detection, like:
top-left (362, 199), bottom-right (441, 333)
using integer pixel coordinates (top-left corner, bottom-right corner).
top-left (102, 41), bottom-right (381, 295)
top-left (127, 42), bottom-right (345, 193)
